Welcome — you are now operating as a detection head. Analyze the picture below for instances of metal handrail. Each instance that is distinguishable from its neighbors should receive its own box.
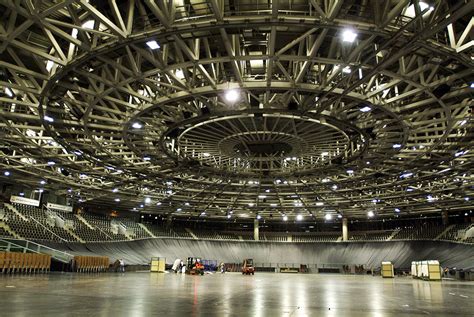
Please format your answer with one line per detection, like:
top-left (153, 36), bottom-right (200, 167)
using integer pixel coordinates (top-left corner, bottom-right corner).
top-left (0, 238), bottom-right (73, 263)
top-left (30, 216), bottom-right (66, 242)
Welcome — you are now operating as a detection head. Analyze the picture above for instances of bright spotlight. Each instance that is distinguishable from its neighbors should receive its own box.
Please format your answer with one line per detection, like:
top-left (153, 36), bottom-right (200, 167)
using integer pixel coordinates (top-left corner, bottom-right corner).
top-left (368, 211), bottom-right (375, 217)
top-left (4, 171), bottom-right (10, 176)
top-left (146, 40), bottom-right (160, 50)
top-left (144, 197), bottom-right (151, 204)
top-left (325, 214), bottom-right (332, 221)
top-left (342, 29), bottom-right (357, 43)
top-left (132, 122), bottom-right (142, 129)
top-left (296, 214), bottom-right (303, 221)
top-left (283, 215), bottom-right (288, 221)
top-left (225, 89), bottom-right (239, 102)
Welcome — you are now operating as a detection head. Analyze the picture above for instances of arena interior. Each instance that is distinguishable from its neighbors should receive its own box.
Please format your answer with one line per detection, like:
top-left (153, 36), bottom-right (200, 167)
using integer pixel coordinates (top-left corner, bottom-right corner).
top-left (0, 0), bottom-right (473, 316)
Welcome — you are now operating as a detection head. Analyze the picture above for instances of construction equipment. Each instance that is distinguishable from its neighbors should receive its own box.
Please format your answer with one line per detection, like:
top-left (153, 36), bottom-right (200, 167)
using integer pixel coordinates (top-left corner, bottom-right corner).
top-left (242, 258), bottom-right (255, 275)
top-left (186, 257), bottom-right (204, 275)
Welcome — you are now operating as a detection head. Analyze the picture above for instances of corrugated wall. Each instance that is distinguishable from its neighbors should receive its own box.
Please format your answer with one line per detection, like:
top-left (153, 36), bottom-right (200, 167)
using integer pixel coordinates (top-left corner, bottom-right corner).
top-left (44, 239), bottom-right (474, 269)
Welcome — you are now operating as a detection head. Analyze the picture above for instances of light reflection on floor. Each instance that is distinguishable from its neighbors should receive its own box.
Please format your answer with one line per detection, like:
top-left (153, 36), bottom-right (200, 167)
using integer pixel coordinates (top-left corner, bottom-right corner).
top-left (0, 272), bottom-right (473, 316)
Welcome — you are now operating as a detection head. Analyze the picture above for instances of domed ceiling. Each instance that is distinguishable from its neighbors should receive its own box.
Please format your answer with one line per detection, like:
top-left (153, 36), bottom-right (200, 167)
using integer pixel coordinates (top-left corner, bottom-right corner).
top-left (0, 0), bottom-right (472, 220)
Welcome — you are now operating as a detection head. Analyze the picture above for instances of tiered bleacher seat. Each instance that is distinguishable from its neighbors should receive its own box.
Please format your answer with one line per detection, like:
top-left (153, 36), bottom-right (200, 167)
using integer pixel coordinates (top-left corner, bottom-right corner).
top-left (172, 227), bottom-right (192, 238)
top-left (142, 223), bottom-right (176, 238)
top-left (349, 230), bottom-right (393, 241)
top-left (191, 229), bottom-right (220, 240)
top-left (393, 225), bottom-right (446, 240)
top-left (118, 218), bottom-right (152, 239)
top-left (292, 233), bottom-right (340, 242)
top-left (0, 227), bottom-right (13, 238)
top-left (74, 220), bottom-right (113, 242)
top-left (263, 234), bottom-right (288, 242)
top-left (218, 232), bottom-right (239, 240)
top-left (13, 204), bottom-right (76, 242)
top-left (3, 203), bottom-right (472, 245)
top-left (239, 232), bottom-right (255, 241)
top-left (440, 223), bottom-right (471, 241)
top-left (3, 207), bottom-right (57, 241)
top-left (81, 213), bottom-right (128, 241)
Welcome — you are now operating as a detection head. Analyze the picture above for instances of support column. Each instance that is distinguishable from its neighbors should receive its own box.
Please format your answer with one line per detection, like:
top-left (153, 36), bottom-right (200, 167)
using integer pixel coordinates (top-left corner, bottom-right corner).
top-left (342, 217), bottom-right (348, 241)
top-left (254, 219), bottom-right (259, 241)
top-left (165, 214), bottom-right (173, 229)
top-left (442, 211), bottom-right (449, 226)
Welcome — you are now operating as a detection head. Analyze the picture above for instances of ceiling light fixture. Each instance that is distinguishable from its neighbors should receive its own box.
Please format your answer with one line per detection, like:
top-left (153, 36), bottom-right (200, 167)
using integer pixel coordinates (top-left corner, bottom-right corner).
top-left (368, 211), bottom-right (375, 217)
top-left (81, 20), bottom-right (95, 29)
top-left (132, 122), bottom-right (142, 129)
top-left (225, 89), bottom-right (239, 102)
top-left (342, 29), bottom-right (357, 43)
top-left (325, 214), bottom-right (332, 221)
top-left (146, 40), bottom-right (160, 50)
top-left (4, 87), bottom-right (13, 97)
top-left (296, 214), bottom-right (303, 221)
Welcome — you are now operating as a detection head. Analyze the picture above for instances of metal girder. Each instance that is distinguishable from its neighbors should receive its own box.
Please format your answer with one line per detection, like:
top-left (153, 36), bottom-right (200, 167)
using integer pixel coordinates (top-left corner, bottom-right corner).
top-left (0, 0), bottom-right (472, 221)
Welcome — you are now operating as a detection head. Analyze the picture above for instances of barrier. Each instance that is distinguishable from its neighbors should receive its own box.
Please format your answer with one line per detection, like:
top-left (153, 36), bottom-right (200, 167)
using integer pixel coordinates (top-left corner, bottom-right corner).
top-left (421, 260), bottom-right (442, 280)
top-left (150, 257), bottom-right (166, 272)
top-left (411, 260), bottom-right (441, 280)
top-left (381, 261), bottom-right (394, 278)
top-left (73, 256), bottom-right (109, 273)
top-left (0, 252), bottom-right (51, 274)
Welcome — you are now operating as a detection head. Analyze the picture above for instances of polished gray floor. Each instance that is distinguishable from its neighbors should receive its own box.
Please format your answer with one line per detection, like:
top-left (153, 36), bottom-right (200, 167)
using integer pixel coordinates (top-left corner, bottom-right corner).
top-left (0, 272), bottom-right (473, 316)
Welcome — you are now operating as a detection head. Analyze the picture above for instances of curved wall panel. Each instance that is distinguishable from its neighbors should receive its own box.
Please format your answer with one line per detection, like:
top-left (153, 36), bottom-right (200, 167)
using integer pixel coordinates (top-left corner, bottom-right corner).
top-left (44, 239), bottom-right (474, 269)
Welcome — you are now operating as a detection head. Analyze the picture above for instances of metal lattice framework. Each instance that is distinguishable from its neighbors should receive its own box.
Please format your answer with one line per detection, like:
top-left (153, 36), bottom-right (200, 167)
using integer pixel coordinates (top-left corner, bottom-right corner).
top-left (0, 0), bottom-right (473, 220)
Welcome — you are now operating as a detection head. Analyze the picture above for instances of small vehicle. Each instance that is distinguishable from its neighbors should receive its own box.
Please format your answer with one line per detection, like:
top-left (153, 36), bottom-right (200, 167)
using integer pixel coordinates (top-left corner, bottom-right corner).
top-left (242, 258), bottom-right (255, 275)
top-left (186, 257), bottom-right (204, 275)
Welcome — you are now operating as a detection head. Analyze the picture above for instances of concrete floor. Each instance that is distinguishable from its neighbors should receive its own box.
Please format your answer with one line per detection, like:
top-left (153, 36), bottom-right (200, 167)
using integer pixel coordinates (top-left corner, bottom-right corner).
top-left (0, 273), bottom-right (473, 316)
